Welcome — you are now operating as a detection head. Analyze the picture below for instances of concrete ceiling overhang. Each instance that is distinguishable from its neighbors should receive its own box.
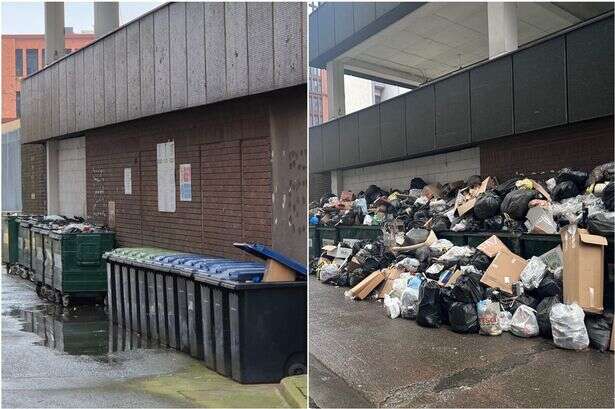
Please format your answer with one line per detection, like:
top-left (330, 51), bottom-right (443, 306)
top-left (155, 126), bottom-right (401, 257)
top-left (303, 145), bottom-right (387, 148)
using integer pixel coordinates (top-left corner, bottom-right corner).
top-left (311, 2), bottom-right (613, 87)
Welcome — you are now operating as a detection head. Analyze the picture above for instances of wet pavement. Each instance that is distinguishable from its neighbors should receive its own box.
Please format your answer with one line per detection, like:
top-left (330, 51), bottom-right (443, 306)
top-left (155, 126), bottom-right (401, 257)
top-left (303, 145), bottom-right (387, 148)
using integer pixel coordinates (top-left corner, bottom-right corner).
top-left (309, 276), bottom-right (615, 408)
top-left (1, 271), bottom-right (290, 408)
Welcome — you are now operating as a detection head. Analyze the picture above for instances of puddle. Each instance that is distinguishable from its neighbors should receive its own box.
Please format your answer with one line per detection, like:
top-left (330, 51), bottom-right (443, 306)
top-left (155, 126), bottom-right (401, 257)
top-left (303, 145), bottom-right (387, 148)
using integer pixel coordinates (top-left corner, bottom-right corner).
top-left (6, 304), bottom-right (163, 357)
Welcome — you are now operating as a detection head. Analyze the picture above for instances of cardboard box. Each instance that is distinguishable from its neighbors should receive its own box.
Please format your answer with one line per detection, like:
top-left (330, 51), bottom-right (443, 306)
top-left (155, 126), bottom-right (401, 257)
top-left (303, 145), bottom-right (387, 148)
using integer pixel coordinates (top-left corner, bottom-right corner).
top-left (610, 323), bottom-right (615, 352)
top-left (481, 251), bottom-right (528, 294)
top-left (477, 235), bottom-right (513, 258)
top-left (454, 177), bottom-right (494, 216)
top-left (263, 259), bottom-right (297, 282)
top-left (442, 269), bottom-right (462, 287)
top-left (561, 226), bottom-right (607, 314)
top-left (378, 268), bottom-right (402, 298)
top-left (348, 270), bottom-right (386, 300)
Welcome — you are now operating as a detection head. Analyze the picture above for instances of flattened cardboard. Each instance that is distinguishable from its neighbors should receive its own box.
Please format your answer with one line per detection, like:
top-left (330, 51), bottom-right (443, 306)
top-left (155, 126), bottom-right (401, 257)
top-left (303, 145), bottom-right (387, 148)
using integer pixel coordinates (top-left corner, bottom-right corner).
top-left (349, 270), bottom-right (386, 300)
top-left (455, 177), bottom-right (494, 216)
top-left (610, 323), bottom-right (615, 351)
top-left (378, 268), bottom-right (402, 298)
top-left (263, 259), bottom-right (296, 282)
top-left (561, 226), bottom-right (606, 314)
top-left (529, 179), bottom-right (551, 202)
top-left (477, 235), bottom-right (512, 258)
top-left (443, 269), bottom-right (462, 287)
top-left (481, 251), bottom-right (528, 294)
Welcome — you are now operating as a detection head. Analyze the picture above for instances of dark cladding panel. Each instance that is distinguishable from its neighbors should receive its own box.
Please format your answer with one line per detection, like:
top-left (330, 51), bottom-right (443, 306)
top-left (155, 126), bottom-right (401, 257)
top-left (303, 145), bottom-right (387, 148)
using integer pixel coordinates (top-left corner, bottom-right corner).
top-left (309, 10), bottom-right (319, 62)
top-left (353, 2), bottom-right (376, 32)
top-left (405, 86), bottom-right (435, 155)
top-left (567, 17), bottom-right (614, 122)
top-left (358, 105), bottom-right (381, 163)
top-left (334, 3), bottom-right (354, 45)
top-left (435, 72), bottom-right (470, 149)
top-left (317, 4), bottom-right (335, 55)
top-left (376, 2), bottom-right (398, 18)
top-left (339, 113), bottom-right (360, 167)
top-left (380, 97), bottom-right (405, 160)
top-left (513, 37), bottom-right (567, 133)
top-left (322, 121), bottom-right (340, 171)
top-left (309, 126), bottom-right (324, 173)
top-left (470, 55), bottom-right (513, 142)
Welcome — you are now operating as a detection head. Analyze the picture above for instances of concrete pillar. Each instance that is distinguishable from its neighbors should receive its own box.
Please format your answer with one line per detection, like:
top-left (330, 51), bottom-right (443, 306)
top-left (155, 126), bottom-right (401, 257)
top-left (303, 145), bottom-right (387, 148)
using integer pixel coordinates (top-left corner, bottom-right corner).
top-left (331, 170), bottom-right (343, 196)
top-left (44, 2), bottom-right (65, 64)
top-left (94, 2), bottom-right (120, 39)
top-left (326, 60), bottom-right (345, 120)
top-left (46, 140), bottom-right (59, 215)
top-left (487, 2), bottom-right (518, 59)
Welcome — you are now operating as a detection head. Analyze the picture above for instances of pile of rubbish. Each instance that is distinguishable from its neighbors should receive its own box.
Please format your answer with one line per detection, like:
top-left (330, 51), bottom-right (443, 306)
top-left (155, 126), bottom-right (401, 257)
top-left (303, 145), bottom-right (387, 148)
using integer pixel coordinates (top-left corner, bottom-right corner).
top-left (29, 215), bottom-right (111, 234)
top-left (315, 228), bottom-right (613, 352)
top-left (308, 163), bottom-right (615, 236)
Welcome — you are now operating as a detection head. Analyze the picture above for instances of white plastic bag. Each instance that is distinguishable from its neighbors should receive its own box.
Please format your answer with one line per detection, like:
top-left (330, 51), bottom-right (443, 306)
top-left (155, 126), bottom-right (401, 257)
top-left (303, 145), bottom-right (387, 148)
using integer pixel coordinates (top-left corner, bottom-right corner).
top-left (549, 303), bottom-right (589, 350)
top-left (425, 263), bottom-right (444, 277)
top-left (498, 311), bottom-right (512, 332)
top-left (429, 199), bottom-right (447, 213)
top-left (437, 246), bottom-right (475, 263)
top-left (477, 299), bottom-right (503, 336)
top-left (520, 256), bottom-right (547, 290)
top-left (390, 273), bottom-right (412, 299)
top-left (451, 220), bottom-right (467, 232)
top-left (510, 305), bottom-right (539, 337)
top-left (395, 257), bottom-right (420, 273)
top-left (354, 198), bottom-right (368, 215)
top-left (319, 264), bottom-right (339, 283)
top-left (429, 239), bottom-right (454, 257)
top-left (400, 275), bottom-right (423, 319)
top-left (384, 294), bottom-right (402, 319)
top-left (363, 214), bottom-right (373, 225)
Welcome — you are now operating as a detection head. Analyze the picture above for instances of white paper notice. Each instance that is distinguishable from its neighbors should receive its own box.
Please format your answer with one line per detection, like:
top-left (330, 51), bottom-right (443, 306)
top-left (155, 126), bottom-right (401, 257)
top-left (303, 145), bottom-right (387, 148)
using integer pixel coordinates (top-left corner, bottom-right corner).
top-left (157, 141), bottom-right (176, 212)
top-left (124, 168), bottom-right (132, 195)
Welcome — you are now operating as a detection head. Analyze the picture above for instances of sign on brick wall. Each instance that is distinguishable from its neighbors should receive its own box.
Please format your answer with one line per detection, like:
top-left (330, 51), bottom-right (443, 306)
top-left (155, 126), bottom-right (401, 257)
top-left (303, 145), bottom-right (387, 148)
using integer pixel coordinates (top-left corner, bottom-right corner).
top-left (179, 164), bottom-right (192, 201)
top-left (157, 141), bottom-right (176, 212)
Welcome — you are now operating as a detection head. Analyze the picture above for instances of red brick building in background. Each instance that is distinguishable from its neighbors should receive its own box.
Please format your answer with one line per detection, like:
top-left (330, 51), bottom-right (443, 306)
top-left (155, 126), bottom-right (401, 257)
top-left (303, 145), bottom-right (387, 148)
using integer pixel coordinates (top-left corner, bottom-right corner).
top-left (2, 30), bottom-right (94, 123)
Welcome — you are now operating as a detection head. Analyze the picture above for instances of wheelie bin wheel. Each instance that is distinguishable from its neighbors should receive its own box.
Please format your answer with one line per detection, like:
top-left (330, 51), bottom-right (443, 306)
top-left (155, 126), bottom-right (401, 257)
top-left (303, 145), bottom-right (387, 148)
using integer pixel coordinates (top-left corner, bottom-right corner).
top-left (62, 294), bottom-right (70, 308)
top-left (20, 269), bottom-right (28, 280)
top-left (285, 353), bottom-right (307, 376)
top-left (36, 283), bottom-right (43, 297)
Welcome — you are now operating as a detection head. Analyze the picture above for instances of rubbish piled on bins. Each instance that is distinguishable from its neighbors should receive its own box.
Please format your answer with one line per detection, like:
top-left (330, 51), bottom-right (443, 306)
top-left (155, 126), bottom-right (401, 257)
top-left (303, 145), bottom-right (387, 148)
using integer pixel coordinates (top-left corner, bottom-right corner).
top-left (3, 214), bottom-right (115, 306)
top-left (309, 163), bottom-right (615, 238)
top-left (313, 222), bottom-right (614, 352)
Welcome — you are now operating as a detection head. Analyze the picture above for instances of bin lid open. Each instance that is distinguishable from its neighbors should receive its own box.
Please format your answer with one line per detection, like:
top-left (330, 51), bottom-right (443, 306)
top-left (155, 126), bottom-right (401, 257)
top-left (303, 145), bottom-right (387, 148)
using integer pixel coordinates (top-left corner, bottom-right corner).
top-left (233, 243), bottom-right (307, 277)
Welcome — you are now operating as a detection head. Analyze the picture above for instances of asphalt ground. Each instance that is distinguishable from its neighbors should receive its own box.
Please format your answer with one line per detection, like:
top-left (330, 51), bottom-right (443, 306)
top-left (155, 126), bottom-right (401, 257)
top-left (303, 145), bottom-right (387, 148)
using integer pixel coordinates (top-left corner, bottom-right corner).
top-left (309, 276), bottom-right (615, 408)
top-left (1, 271), bottom-right (291, 408)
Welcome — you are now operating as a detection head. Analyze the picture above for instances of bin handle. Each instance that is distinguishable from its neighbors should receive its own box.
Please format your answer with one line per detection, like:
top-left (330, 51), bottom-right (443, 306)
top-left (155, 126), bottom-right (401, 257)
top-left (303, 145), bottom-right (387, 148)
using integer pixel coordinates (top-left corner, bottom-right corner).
top-left (77, 260), bottom-right (100, 266)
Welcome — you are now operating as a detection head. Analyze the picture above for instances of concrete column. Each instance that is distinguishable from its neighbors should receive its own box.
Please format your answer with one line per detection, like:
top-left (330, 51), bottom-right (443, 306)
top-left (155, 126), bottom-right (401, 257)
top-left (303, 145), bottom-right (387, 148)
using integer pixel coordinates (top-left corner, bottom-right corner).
top-left (44, 2), bottom-right (65, 64)
top-left (326, 60), bottom-right (345, 120)
top-left (331, 170), bottom-right (343, 196)
top-left (94, 2), bottom-right (120, 39)
top-left (46, 140), bottom-right (59, 215)
top-left (487, 2), bottom-right (518, 59)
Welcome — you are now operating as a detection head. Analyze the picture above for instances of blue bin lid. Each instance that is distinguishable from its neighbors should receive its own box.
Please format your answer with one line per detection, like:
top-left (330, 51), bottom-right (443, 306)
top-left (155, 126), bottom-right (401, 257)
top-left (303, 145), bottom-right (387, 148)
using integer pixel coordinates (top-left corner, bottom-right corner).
top-left (193, 260), bottom-right (262, 273)
top-left (206, 262), bottom-right (263, 274)
top-left (183, 257), bottom-right (222, 267)
top-left (233, 243), bottom-right (307, 277)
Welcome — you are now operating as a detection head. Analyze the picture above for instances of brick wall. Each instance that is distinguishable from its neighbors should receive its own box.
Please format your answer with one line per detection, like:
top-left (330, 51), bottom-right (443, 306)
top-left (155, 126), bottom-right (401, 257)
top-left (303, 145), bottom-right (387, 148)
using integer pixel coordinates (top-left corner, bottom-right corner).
top-left (340, 148), bottom-right (481, 193)
top-left (85, 91), bottom-right (277, 260)
top-left (480, 116), bottom-right (614, 182)
top-left (21, 142), bottom-right (46, 213)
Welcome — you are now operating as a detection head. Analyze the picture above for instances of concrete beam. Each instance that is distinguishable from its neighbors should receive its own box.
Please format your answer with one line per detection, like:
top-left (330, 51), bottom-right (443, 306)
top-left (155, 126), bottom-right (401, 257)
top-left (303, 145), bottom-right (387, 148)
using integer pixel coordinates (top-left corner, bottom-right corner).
top-left (343, 58), bottom-right (425, 87)
top-left (326, 60), bottom-right (345, 120)
top-left (44, 2), bottom-right (65, 64)
top-left (94, 2), bottom-right (120, 39)
top-left (487, 2), bottom-right (518, 59)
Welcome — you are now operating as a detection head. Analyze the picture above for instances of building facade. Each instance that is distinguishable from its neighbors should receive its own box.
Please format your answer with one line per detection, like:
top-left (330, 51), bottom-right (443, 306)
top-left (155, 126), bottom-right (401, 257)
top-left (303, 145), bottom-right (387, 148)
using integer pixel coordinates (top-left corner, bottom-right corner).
top-left (2, 31), bottom-right (95, 123)
top-left (20, 2), bottom-right (308, 263)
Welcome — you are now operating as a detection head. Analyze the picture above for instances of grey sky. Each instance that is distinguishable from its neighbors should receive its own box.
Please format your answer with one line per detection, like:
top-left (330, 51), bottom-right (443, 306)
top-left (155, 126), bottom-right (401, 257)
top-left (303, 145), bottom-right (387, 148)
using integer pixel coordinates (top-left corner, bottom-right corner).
top-left (2, 2), bottom-right (162, 34)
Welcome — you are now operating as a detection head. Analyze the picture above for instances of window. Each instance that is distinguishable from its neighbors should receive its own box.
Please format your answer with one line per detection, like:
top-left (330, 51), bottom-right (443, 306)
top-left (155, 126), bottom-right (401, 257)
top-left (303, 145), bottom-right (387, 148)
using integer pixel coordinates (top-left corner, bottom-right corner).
top-left (15, 49), bottom-right (23, 77)
top-left (16, 92), bottom-right (21, 118)
top-left (26, 49), bottom-right (38, 75)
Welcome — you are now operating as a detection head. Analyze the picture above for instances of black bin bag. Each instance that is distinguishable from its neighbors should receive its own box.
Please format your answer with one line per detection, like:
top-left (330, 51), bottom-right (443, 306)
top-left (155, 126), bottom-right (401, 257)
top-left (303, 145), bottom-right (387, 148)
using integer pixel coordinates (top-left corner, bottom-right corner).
top-left (556, 168), bottom-right (588, 189)
top-left (536, 296), bottom-right (559, 338)
top-left (501, 190), bottom-right (537, 220)
top-left (416, 280), bottom-right (442, 328)
top-left (585, 314), bottom-right (613, 352)
top-left (451, 273), bottom-right (484, 303)
top-left (601, 183), bottom-right (614, 211)
top-left (552, 181), bottom-right (579, 202)
top-left (473, 191), bottom-right (502, 220)
top-left (448, 302), bottom-right (480, 333)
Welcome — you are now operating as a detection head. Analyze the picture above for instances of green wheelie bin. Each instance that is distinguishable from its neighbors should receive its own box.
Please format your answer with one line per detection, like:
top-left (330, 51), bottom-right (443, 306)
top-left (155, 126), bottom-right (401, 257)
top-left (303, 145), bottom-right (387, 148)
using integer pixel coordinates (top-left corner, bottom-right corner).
top-left (17, 218), bottom-right (34, 279)
top-left (2, 213), bottom-right (19, 268)
top-left (337, 225), bottom-right (383, 244)
top-left (49, 230), bottom-right (116, 307)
